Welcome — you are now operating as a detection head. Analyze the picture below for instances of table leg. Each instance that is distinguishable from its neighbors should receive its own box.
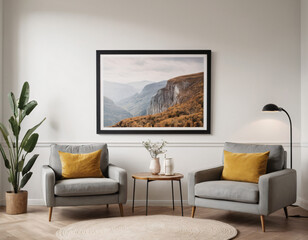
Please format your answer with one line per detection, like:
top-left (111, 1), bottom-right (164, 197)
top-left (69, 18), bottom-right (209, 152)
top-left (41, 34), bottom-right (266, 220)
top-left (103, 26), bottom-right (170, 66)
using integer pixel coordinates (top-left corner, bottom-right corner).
top-left (171, 180), bottom-right (174, 211)
top-left (132, 178), bottom-right (136, 213)
top-left (179, 179), bottom-right (183, 216)
top-left (146, 179), bottom-right (149, 216)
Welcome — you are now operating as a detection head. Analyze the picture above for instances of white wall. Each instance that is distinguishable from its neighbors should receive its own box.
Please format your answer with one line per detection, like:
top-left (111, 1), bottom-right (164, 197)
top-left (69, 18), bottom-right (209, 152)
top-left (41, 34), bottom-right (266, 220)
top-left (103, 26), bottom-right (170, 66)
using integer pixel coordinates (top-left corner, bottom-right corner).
top-left (1, 0), bottom-right (302, 206)
top-left (0, 0), bottom-right (3, 202)
top-left (300, 0), bottom-right (308, 210)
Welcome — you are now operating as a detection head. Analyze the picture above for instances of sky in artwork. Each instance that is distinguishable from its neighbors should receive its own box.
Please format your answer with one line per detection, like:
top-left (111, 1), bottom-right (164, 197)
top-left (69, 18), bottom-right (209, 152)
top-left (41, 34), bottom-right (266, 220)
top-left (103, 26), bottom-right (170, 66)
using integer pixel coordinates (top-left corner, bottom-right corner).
top-left (102, 55), bottom-right (205, 83)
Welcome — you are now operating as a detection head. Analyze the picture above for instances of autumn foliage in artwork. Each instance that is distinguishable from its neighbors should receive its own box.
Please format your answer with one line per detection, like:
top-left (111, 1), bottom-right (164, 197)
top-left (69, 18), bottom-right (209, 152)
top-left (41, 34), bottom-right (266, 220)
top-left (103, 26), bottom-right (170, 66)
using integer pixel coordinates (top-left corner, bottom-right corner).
top-left (112, 72), bottom-right (204, 128)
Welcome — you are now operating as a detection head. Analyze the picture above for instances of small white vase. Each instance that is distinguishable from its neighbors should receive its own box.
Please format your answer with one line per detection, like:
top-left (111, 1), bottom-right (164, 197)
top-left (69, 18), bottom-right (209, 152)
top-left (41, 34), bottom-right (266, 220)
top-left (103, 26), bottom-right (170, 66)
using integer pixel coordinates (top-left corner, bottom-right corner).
top-left (164, 158), bottom-right (174, 176)
top-left (149, 158), bottom-right (160, 175)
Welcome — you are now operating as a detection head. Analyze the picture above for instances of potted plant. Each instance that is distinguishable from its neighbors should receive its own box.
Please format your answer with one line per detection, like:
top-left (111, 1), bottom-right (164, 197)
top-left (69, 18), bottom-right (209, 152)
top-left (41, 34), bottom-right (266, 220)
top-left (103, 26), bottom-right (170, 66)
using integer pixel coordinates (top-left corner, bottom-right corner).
top-left (142, 140), bottom-right (167, 175)
top-left (0, 82), bottom-right (45, 214)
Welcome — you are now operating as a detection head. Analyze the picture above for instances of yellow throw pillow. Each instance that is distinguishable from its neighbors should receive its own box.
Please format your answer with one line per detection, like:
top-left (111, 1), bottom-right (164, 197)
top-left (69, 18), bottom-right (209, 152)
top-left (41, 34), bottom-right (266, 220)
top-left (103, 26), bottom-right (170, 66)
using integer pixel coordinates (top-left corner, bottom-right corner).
top-left (221, 150), bottom-right (269, 183)
top-left (59, 150), bottom-right (104, 179)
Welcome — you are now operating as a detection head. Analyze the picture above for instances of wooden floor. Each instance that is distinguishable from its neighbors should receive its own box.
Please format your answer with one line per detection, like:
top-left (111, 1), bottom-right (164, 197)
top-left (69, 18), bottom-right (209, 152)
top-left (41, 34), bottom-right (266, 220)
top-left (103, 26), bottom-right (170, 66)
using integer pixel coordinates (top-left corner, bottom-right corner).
top-left (0, 205), bottom-right (307, 239)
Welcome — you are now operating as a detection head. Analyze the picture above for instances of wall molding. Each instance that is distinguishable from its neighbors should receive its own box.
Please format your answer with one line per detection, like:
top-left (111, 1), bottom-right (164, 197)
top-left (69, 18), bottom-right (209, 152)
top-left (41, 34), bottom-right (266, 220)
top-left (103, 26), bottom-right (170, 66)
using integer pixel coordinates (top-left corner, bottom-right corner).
top-left (300, 143), bottom-right (308, 148)
top-left (29, 141), bottom-right (301, 148)
top-left (0, 141), bottom-right (301, 149)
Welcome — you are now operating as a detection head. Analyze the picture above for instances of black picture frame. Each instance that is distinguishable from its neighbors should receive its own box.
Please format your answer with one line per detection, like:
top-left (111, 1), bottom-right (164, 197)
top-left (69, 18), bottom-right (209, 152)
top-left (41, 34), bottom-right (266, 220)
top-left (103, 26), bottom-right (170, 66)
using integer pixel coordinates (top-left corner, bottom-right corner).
top-left (96, 50), bottom-right (211, 134)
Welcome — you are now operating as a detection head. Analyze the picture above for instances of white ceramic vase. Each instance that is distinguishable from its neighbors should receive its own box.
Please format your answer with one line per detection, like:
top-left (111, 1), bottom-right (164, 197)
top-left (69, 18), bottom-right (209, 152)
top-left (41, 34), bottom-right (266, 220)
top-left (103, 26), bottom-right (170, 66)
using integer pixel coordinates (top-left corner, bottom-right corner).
top-left (149, 158), bottom-right (160, 175)
top-left (164, 158), bottom-right (174, 176)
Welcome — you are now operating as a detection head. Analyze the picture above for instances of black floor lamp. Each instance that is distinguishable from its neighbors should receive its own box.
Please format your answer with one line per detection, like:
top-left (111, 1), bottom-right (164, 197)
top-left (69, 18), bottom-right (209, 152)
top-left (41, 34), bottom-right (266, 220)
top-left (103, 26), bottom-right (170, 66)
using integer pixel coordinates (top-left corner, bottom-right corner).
top-left (262, 103), bottom-right (292, 169)
top-left (262, 104), bottom-right (308, 218)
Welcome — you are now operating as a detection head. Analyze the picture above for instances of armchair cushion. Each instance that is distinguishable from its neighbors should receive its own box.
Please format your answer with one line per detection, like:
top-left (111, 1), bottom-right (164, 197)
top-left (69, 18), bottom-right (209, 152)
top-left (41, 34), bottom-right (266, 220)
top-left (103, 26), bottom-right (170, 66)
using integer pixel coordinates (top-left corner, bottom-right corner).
top-left (188, 166), bottom-right (223, 206)
top-left (59, 150), bottom-right (104, 179)
top-left (221, 150), bottom-right (269, 183)
top-left (54, 178), bottom-right (118, 197)
top-left (224, 142), bottom-right (285, 172)
top-left (50, 144), bottom-right (109, 180)
top-left (195, 180), bottom-right (259, 204)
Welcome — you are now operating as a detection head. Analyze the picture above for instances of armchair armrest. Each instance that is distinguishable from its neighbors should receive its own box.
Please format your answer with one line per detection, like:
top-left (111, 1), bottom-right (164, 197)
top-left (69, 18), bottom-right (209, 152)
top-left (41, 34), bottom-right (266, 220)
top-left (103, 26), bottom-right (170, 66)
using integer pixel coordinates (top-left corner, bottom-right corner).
top-left (259, 169), bottom-right (296, 215)
top-left (188, 166), bottom-right (223, 206)
top-left (108, 164), bottom-right (127, 204)
top-left (42, 165), bottom-right (56, 207)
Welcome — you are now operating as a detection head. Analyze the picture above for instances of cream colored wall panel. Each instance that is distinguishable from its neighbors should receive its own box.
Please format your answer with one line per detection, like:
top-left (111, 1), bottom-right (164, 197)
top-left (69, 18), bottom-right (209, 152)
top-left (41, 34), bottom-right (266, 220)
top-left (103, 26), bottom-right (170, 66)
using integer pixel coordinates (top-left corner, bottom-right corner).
top-left (301, 0), bottom-right (308, 210)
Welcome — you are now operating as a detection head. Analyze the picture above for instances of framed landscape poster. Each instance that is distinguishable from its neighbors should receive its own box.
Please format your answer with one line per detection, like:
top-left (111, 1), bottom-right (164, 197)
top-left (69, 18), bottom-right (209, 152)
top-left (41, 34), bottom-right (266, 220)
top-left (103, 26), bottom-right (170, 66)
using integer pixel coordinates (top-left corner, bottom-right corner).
top-left (96, 50), bottom-right (211, 134)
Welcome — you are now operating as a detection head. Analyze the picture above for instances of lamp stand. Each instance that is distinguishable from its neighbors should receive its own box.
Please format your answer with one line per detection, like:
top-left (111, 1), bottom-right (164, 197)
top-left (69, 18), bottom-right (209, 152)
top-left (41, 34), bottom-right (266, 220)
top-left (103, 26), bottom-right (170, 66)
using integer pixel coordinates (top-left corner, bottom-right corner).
top-left (280, 108), bottom-right (292, 169)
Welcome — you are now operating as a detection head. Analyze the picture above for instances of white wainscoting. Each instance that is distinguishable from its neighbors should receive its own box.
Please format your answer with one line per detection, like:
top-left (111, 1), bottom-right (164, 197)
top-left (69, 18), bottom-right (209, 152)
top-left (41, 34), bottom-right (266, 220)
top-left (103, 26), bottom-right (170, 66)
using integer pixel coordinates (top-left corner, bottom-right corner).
top-left (0, 141), bottom-right (302, 207)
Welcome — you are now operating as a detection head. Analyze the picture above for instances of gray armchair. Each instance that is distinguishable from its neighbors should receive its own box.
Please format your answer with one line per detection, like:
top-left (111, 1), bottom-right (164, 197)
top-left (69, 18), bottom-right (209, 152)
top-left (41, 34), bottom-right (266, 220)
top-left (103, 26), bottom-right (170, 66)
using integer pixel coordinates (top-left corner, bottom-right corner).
top-left (188, 142), bottom-right (296, 232)
top-left (42, 144), bottom-right (127, 221)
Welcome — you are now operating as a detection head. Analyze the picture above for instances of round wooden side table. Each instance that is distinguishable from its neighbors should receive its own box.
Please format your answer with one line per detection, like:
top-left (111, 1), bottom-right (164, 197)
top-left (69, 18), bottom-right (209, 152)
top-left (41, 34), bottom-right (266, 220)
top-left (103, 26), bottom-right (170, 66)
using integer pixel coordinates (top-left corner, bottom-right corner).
top-left (131, 172), bottom-right (184, 216)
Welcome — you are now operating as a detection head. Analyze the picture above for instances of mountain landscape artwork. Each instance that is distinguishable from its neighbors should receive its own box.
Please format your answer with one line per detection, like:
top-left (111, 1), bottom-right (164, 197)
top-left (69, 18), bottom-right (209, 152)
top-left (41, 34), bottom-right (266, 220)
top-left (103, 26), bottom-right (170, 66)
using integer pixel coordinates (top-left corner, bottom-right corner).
top-left (96, 50), bottom-right (211, 134)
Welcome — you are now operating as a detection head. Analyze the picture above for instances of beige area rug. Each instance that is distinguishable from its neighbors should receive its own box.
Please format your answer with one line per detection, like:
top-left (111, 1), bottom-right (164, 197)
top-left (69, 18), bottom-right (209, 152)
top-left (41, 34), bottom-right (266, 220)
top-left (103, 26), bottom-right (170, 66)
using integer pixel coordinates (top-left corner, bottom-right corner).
top-left (56, 215), bottom-right (237, 240)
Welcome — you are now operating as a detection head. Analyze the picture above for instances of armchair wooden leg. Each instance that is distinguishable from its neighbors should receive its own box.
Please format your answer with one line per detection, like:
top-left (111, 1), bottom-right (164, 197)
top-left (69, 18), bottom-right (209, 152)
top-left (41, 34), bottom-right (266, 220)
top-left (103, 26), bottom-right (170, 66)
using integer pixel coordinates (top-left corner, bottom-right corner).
top-left (283, 207), bottom-right (288, 218)
top-left (119, 204), bottom-right (124, 217)
top-left (48, 207), bottom-right (53, 222)
top-left (106, 204), bottom-right (109, 208)
top-left (260, 215), bottom-right (265, 232)
top-left (191, 206), bottom-right (196, 218)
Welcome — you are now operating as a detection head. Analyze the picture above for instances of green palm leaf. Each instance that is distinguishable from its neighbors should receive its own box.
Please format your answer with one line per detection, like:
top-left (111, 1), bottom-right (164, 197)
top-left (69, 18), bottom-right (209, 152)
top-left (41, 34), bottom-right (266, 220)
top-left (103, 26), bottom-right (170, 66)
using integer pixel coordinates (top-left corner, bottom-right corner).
top-left (21, 100), bottom-right (38, 121)
top-left (18, 82), bottom-right (30, 109)
top-left (8, 92), bottom-right (18, 117)
top-left (0, 123), bottom-right (11, 148)
top-left (20, 118), bottom-right (46, 150)
top-left (23, 133), bottom-right (39, 153)
top-left (20, 172), bottom-right (32, 189)
top-left (9, 116), bottom-right (20, 137)
top-left (22, 154), bottom-right (39, 176)
top-left (0, 144), bottom-right (10, 169)
top-left (18, 158), bottom-right (24, 172)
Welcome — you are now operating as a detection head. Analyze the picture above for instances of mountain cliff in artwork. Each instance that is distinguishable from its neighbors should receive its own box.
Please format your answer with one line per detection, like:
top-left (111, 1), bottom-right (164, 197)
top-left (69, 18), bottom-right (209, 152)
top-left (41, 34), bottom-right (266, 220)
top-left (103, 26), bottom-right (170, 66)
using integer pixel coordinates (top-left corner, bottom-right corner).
top-left (112, 72), bottom-right (204, 127)
top-left (117, 80), bottom-right (167, 117)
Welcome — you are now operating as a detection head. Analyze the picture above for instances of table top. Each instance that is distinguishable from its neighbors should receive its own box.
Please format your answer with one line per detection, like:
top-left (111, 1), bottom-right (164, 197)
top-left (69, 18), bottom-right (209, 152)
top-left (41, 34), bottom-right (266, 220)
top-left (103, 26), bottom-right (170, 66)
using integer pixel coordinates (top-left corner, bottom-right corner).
top-left (132, 172), bottom-right (184, 181)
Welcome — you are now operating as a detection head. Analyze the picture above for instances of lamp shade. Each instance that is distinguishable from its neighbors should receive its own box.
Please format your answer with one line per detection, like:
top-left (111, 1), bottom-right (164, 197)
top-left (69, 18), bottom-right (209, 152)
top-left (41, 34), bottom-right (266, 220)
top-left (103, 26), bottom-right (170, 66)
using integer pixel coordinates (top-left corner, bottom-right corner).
top-left (261, 103), bottom-right (293, 169)
top-left (262, 104), bottom-right (281, 112)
